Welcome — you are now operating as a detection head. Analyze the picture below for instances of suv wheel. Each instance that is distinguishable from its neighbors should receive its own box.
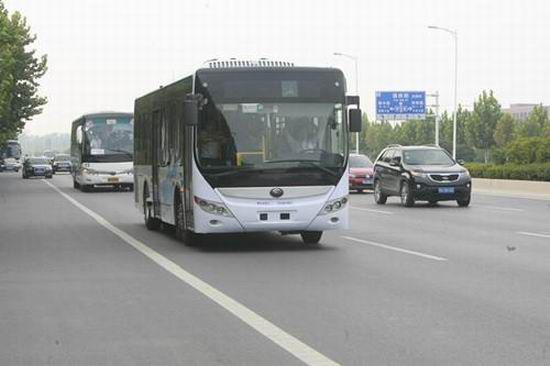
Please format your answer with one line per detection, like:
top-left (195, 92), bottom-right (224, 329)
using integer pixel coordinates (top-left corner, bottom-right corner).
top-left (400, 181), bottom-right (415, 207)
top-left (457, 195), bottom-right (471, 207)
top-left (373, 180), bottom-right (387, 204)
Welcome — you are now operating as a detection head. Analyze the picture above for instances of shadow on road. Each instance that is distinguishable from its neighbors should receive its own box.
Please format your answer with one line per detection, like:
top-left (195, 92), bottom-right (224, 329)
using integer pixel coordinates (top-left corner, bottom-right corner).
top-left (137, 223), bottom-right (338, 253)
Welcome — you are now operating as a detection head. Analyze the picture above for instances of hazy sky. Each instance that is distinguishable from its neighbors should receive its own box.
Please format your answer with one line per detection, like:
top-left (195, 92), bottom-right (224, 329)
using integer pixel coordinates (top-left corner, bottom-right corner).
top-left (5, 0), bottom-right (550, 135)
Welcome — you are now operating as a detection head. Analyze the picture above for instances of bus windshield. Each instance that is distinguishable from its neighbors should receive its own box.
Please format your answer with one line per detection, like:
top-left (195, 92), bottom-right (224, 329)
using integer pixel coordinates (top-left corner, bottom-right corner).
top-left (83, 117), bottom-right (133, 161)
top-left (0, 141), bottom-right (22, 160)
top-left (194, 69), bottom-right (347, 186)
top-left (54, 154), bottom-right (71, 161)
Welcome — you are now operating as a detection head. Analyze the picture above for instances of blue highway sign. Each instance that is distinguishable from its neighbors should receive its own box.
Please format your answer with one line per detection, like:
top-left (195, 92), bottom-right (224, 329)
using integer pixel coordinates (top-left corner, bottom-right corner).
top-left (376, 91), bottom-right (426, 120)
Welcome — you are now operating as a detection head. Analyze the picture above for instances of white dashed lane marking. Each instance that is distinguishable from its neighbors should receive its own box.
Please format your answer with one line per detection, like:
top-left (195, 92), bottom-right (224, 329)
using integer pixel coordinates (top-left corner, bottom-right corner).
top-left (342, 236), bottom-right (448, 261)
top-left (44, 180), bottom-right (340, 366)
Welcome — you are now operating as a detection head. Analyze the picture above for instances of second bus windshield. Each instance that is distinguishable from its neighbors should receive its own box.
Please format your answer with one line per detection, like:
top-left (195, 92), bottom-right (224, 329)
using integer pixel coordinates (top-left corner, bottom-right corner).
top-left (83, 117), bottom-right (133, 159)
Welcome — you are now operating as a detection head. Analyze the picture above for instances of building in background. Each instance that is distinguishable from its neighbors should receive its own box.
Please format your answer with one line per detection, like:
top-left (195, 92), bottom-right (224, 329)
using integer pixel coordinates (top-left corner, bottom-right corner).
top-left (502, 103), bottom-right (550, 122)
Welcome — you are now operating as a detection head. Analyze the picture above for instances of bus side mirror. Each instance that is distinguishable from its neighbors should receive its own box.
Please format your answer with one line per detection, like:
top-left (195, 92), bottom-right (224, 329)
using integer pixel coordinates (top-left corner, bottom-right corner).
top-left (184, 99), bottom-right (199, 126)
top-left (349, 109), bottom-right (362, 132)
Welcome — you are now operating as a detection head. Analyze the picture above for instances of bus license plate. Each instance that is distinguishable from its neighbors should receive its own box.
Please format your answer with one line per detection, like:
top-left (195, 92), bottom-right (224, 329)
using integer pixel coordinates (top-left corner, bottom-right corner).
top-left (438, 187), bottom-right (454, 194)
top-left (108, 177), bottom-right (119, 183)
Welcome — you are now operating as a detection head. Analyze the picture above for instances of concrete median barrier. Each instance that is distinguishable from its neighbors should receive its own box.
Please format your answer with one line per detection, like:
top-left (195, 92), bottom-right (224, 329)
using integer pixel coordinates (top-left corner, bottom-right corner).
top-left (473, 178), bottom-right (550, 200)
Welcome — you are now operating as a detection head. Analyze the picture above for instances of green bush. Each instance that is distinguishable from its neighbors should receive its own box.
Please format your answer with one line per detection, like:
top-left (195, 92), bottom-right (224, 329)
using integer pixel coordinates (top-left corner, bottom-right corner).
top-left (465, 162), bottom-right (550, 181)
top-left (505, 137), bottom-right (550, 164)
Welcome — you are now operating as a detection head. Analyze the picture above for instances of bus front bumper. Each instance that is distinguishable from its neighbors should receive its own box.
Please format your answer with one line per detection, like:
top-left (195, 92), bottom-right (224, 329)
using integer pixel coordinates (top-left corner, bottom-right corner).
top-left (192, 202), bottom-right (349, 234)
top-left (80, 173), bottom-right (134, 186)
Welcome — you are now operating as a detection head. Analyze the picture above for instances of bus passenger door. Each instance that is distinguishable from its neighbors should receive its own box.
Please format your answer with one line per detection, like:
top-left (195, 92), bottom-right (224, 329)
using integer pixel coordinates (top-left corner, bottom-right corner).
top-left (152, 110), bottom-right (162, 217)
top-left (183, 125), bottom-right (194, 230)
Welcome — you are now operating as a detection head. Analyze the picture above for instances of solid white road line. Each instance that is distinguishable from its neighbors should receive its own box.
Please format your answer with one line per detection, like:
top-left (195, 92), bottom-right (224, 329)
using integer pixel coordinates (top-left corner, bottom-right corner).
top-left (341, 236), bottom-right (448, 261)
top-left (43, 180), bottom-right (339, 366)
top-left (474, 205), bottom-right (525, 212)
top-left (516, 231), bottom-right (550, 240)
top-left (349, 206), bottom-right (394, 215)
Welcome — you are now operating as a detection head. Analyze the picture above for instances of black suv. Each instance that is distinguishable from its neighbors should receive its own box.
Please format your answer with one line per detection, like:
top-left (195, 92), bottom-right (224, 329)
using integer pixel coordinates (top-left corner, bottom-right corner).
top-left (373, 145), bottom-right (471, 207)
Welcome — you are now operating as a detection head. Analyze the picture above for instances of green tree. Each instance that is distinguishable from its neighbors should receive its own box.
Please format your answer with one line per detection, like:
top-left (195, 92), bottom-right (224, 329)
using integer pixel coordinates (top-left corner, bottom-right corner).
top-left (440, 106), bottom-right (474, 161)
top-left (506, 136), bottom-right (550, 164)
top-left (494, 113), bottom-right (516, 147)
top-left (358, 112), bottom-right (371, 153)
top-left (363, 121), bottom-right (395, 159)
top-left (517, 104), bottom-right (548, 138)
top-left (466, 90), bottom-right (501, 163)
top-left (394, 120), bottom-right (418, 146)
top-left (0, 1), bottom-right (47, 145)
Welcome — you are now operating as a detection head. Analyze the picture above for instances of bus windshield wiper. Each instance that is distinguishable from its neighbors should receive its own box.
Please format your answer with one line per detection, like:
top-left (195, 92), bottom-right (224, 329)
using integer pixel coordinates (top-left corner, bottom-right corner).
top-left (265, 159), bottom-right (338, 177)
top-left (205, 167), bottom-right (257, 176)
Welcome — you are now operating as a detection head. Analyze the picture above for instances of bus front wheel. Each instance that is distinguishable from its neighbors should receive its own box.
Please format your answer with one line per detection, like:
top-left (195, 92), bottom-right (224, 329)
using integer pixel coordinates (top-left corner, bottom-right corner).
top-left (300, 231), bottom-right (323, 245)
top-left (174, 195), bottom-right (199, 246)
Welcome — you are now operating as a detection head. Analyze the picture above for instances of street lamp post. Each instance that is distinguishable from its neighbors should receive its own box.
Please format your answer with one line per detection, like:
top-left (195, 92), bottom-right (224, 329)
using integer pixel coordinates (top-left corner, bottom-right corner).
top-left (333, 52), bottom-right (359, 154)
top-left (428, 26), bottom-right (458, 159)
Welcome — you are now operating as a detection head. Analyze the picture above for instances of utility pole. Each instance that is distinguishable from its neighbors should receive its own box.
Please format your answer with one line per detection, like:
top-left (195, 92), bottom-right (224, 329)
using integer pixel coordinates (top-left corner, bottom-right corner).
top-left (427, 91), bottom-right (440, 146)
top-left (333, 52), bottom-right (359, 154)
top-left (428, 25), bottom-right (458, 158)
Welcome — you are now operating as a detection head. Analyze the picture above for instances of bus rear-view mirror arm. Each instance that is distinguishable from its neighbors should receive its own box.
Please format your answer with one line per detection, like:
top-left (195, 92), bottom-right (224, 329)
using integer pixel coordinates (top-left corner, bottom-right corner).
top-left (346, 95), bottom-right (360, 108)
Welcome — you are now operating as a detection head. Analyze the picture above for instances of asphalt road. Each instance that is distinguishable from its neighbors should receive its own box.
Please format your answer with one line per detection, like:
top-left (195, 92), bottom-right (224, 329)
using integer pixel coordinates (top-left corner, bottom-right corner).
top-left (1, 171), bottom-right (549, 366)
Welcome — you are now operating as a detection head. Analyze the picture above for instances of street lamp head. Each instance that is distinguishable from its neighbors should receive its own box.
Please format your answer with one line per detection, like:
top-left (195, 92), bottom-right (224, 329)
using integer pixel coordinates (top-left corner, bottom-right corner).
top-left (427, 25), bottom-right (457, 36)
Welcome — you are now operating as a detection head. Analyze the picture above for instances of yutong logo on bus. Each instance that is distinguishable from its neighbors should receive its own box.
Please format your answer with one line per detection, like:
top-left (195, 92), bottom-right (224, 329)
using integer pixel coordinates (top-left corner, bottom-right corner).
top-left (270, 188), bottom-right (284, 198)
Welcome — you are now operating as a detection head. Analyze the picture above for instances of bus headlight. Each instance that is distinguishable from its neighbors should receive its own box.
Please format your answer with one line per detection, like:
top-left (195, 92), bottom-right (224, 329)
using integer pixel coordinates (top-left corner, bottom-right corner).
top-left (194, 196), bottom-right (233, 217)
top-left (319, 196), bottom-right (348, 215)
top-left (81, 167), bottom-right (98, 175)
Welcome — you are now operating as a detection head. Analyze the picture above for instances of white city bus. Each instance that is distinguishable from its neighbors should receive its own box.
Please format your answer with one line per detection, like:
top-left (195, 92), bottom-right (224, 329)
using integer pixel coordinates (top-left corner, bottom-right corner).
top-left (70, 112), bottom-right (134, 192)
top-left (0, 139), bottom-right (22, 172)
top-left (134, 59), bottom-right (361, 244)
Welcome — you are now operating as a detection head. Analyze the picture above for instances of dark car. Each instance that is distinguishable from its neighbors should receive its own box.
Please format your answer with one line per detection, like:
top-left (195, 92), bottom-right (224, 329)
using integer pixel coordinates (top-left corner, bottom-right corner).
top-left (22, 157), bottom-right (53, 179)
top-left (349, 154), bottom-right (374, 193)
top-left (52, 154), bottom-right (72, 174)
top-left (373, 145), bottom-right (471, 207)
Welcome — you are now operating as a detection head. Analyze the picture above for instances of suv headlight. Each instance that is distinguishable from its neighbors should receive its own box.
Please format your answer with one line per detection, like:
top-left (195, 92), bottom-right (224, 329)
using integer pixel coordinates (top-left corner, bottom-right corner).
top-left (120, 168), bottom-right (133, 174)
top-left (194, 196), bottom-right (233, 217)
top-left (319, 196), bottom-right (348, 215)
top-left (410, 170), bottom-right (427, 178)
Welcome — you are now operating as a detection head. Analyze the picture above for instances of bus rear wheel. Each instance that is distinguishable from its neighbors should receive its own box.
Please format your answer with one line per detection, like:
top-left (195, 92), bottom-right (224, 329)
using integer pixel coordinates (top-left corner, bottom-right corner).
top-left (144, 186), bottom-right (160, 230)
top-left (300, 231), bottom-right (323, 244)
